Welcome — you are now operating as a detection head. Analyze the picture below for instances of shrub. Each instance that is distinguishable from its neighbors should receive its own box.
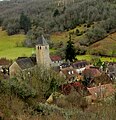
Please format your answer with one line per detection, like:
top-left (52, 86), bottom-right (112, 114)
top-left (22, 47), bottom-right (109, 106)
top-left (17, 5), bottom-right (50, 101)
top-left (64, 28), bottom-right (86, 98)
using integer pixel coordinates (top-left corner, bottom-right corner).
top-left (6, 22), bottom-right (20, 35)
top-left (0, 78), bottom-right (37, 99)
top-left (88, 47), bottom-right (108, 56)
top-left (75, 29), bottom-right (80, 35)
top-left (79, 38), bottom-right (90, 46)
top-left (76, 45), bottom-right (87, 55)
top-left (86, 26), bottom-right (107, 45)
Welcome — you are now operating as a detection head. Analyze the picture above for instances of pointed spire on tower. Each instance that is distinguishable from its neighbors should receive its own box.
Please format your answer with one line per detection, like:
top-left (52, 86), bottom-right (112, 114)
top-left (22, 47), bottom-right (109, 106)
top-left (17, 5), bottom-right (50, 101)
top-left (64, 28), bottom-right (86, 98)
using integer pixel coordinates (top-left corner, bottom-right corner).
top-left (37, 35), bottom-right (48, 46)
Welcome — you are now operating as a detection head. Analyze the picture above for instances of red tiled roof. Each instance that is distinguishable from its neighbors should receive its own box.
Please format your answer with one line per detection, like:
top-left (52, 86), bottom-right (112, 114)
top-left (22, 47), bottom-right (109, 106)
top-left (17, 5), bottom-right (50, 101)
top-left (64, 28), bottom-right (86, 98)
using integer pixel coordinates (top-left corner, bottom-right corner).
top-left (82, 68), bottom-right (101, 78)
top-left (87, 83), bottom-right (115, 100)
top-left (60, 82), bottom-right (83, 95)
top-left (0, 58), bottom-right (12, 66)
top-left (71, 82), bottom-right (81, 87)
top-left (50, 56), bottom-right (62, 61)
top-left (93, 73), bottom-right (112, 85)
top-left (60, 67), bottom-right (78, 80)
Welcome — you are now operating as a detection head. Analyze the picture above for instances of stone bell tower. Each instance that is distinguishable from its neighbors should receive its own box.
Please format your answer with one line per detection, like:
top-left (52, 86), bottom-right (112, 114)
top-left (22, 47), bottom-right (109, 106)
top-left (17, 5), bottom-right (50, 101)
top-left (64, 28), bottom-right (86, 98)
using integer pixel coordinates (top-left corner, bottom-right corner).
top-left (36, 35), bottom-right (51, 68)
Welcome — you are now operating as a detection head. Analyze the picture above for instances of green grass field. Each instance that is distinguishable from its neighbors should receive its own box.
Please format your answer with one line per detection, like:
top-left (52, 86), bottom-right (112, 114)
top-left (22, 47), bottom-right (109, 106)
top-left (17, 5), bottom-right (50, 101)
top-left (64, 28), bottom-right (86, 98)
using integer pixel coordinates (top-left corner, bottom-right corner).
top-left (0, 28), bottom-right (33, 60)
top-left (77, 55), bottom-right (116, 62)
top-left (0, 27), bottom-right (115, 62)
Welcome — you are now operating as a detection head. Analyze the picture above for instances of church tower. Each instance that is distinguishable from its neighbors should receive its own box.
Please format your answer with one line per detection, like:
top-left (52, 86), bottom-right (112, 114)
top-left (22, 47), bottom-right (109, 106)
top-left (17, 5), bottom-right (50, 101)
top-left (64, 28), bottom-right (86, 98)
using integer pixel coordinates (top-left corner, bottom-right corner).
top-left (36, 35), bottom-right (51, 68)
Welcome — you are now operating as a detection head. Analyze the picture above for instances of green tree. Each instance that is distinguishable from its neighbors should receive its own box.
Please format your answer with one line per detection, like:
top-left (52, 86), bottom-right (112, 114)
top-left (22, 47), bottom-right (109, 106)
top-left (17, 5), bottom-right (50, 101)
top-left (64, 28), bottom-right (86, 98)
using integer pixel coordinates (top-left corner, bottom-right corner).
top-left (0, 17), bottom-right (3, 26)
top-left (86, 26), bottom-right (106, 45)
top-left (95, 59), bottom-right (102, 67)
top-left (6, 21), bottom-right (20, 35)
top-left (65, 34), bottom-right (76, 62)
top-left (20, 12), bottom-right (31, 34)
top-left (53, 9), bottom-right (60, 17)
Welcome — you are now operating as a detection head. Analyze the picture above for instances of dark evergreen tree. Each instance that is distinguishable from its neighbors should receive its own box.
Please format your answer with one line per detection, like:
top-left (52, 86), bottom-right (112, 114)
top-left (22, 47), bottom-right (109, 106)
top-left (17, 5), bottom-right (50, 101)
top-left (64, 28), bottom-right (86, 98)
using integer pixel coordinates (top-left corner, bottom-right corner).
top-left (53, 9), bottom-right (60, 17)
top-left (65, 34), bottom-right (76, 62)
top-left (0, 18), bottom-right (3, 26)
top-left (20, 12), bottom-right (31, 34)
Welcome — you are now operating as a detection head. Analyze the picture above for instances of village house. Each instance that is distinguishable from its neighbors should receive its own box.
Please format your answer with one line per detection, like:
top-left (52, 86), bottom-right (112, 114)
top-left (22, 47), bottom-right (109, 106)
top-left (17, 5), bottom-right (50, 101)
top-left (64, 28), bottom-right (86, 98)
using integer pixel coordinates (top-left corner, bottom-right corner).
top-left (82, 67), bottom-right (101, 78)
top-left (0, 58), bottom-right (12, 71)
top-left (87, 83), bottom-right (115, 101)
top-left (9, 34), bottom-right (115, 105)
top-left (60, 62), bottom-right (70, 69)
top-left (50, 55), bottom-right (63, 67)
top-left (46, 62), bottom-right (115, 105)
top-left (9, 35), bottom-right (51, 77)
top-left (9, 57), bottom-right (36, 77)
top-left (59, 66), bottom-right (78, 81)
top-left (9, 35), bottom-right (64, 77)
top-left (72, 61), bottom-right (88, 74)
top-left (91, 72), bottom-right (113, 86)
top-left (84, 71), bottom-right (115, 102)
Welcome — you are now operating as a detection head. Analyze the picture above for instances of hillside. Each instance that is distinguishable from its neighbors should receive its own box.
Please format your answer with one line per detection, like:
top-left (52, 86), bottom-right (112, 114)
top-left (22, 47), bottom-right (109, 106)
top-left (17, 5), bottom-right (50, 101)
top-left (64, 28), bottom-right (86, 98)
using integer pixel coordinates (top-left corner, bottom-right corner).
top-left (50, 24), bottom-right (116, 57)
top-left (0, 28), bottom-right (33, 59)
top-left (0, 26), bottom-right (116, 62)
top-left (0, 1), bottom-right (116, 119)
top-left (88, 32), bottom-right (116, 56)
top-left (0, 0), bottom-right (116, 34)
top-left (0, 0), bottom-right (116, 58)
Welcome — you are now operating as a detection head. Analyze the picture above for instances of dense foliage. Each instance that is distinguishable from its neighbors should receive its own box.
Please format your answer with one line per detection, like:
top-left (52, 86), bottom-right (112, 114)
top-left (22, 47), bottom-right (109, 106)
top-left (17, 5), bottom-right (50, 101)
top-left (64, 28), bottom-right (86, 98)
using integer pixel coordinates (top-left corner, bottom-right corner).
top-left (0, 0), bottom-right (116, 34)
top-left (0, 0), bottom-right (116, 57)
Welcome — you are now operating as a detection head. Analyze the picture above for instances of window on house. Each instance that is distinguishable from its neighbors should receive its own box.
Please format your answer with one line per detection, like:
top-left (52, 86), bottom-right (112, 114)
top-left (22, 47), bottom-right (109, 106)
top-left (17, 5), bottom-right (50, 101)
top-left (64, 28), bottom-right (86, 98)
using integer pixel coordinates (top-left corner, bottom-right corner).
top-left (68, 71), bottom-right (71, 75)
top-left (72, 71), bottom-right (74, 74)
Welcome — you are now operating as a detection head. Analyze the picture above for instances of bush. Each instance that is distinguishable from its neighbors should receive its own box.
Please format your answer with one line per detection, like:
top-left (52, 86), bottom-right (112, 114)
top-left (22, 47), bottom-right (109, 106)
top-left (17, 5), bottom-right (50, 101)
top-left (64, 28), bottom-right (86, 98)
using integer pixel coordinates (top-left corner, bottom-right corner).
top-left (10, 78), bottom-right (36, 99)
top-left (0, 78), bottom-right (36, 99)
top-left (76, 45), bottom-right (87, 55)
top-left (86, 26), bottom-right (107, 45)
top-left (79, 38), bottom-right (90, 46)
top-left (6, 22), bottom-right (20, 35)
top-left (88, 47), bottom-right (108, 56)
top-left (76, 32), bottom-right (83, 36)
top-left (2, 19), bottom-right (9, 30)
top-left (101, 17), bottom-right (116, 33)
top-left (75, 29), bottom-right (80, 35)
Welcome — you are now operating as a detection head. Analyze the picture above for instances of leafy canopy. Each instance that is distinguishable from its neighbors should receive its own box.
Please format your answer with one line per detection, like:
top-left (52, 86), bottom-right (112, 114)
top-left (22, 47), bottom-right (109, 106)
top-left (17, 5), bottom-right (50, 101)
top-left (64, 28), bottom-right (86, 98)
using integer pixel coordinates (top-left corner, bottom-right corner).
top-left (20, 12), bottom-right (31, 34)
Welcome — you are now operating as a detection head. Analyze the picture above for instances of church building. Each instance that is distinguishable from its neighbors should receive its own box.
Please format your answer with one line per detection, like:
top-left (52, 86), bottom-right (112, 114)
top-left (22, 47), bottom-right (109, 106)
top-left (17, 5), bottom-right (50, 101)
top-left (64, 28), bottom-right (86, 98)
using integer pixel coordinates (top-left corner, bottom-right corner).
top-left (36, 35), bottom-right (51, 68)
top-left (9, 35), bottom-right (62, 77)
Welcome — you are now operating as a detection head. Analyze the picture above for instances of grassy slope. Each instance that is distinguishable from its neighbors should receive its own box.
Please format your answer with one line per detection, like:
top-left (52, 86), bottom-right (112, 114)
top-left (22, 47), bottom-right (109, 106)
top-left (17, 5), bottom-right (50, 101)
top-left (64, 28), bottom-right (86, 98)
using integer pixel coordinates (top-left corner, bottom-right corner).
top-left (88, 32), bottom-right (116, 55)
top-left (0, 26), bottom-right (115, 62)
top-left (0, 28), bottom-right (33, 60)
top-left (51, 24), bottom-right (116, 62)
top-left (50, 24), bottom-right (87, 43)
top-left (77, 55), bottom-right (116, 62)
